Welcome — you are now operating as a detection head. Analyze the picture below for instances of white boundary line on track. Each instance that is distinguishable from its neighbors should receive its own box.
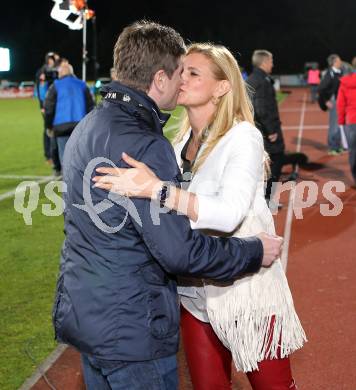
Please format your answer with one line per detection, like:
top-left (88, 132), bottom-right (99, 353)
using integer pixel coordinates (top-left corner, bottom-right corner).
top-left (0, 176), bottom-right (56, 202)
top-left (0, 175), bottom-right (52, 180)
top-left (279, 107), bottom-right (320, 112)
top-left (295, 95), bottom-right (307, 154)
top-left (280, 93), bottom-right (307, 272)
top-left (283, 125), bottom-right (327, 130)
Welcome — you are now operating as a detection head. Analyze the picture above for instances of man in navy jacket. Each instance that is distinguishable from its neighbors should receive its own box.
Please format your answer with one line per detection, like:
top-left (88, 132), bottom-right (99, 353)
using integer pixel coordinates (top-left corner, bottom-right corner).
top-left (54, 21), bottom-right (283, 389)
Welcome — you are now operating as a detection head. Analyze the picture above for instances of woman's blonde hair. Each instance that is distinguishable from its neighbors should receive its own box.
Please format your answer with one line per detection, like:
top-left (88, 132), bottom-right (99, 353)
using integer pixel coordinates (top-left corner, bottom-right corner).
top-left (174, 42), bottom-right (255, 173)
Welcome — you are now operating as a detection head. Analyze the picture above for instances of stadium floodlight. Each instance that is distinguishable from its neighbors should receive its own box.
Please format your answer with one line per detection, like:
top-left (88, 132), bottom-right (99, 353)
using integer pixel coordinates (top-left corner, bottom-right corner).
top-left (0, 48), bottom-right (10, 71)
top-left (50, 0), bottom-right (83, 30)
top-left (50, 0), bottom-right (94, 30)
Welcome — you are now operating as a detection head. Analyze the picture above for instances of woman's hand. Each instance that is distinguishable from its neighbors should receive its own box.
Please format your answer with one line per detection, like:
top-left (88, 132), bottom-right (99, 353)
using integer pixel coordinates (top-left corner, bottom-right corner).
top-left (93, 152), bottom-right (199, 222)
top-left (92, 152), bottom-right (162, 199)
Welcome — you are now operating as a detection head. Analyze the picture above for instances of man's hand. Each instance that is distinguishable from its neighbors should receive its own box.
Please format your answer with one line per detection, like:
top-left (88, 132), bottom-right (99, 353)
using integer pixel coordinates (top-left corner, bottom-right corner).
top-left (46, 128), bottom-right (54, 138)
top-left (326, 100), bottom-right (333, 110)
top-left (268, 133), bottom-right (278, 142)
top-left (257, 232), bottom-right (283, 267)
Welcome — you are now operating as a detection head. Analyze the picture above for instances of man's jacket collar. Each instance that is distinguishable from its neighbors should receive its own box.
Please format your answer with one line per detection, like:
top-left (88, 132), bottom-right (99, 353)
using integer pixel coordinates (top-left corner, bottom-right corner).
top-left (101, 81), bottom-right (170, 133)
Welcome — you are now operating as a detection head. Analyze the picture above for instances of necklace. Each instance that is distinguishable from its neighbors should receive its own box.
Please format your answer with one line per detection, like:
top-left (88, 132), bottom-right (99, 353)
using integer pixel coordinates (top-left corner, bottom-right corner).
top-left (180, 126), bottom-right (210, 183)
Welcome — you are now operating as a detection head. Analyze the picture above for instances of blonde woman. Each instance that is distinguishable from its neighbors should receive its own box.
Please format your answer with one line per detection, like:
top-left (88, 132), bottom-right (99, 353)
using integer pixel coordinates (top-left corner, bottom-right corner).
top-left (94, 43), bottom-right (306, 389)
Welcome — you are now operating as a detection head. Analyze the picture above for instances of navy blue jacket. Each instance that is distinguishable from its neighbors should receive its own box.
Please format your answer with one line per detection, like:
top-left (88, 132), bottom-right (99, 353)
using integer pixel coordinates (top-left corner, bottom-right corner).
top-left (53, 81), bottom-right (263, 362)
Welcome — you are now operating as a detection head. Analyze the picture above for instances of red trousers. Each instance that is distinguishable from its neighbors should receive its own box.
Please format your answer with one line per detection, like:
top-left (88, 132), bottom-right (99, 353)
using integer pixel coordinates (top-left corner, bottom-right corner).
top-left (180, 306), bottom-right (297, 390)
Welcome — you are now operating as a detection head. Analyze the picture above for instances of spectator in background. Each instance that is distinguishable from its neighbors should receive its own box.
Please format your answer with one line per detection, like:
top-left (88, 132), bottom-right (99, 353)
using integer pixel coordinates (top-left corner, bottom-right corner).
top-left (35, 52), bottom-right (61, 174)
top-left (318, 54), bottom-right (344, 155)
top-left (35, 72), bottom-right (48, 104)
top-left (341, 60), bottom-right (353, 76)
top-left (246, 50), bottom-right (285, 203)
top-left (337, 57), bottom-right (356, 186)
top-left (36, 52), bottom-right (58, 89)
top-left (307, 63), bottom-right (320, 103)
top-left (44, 61), bottom-right (94, 165)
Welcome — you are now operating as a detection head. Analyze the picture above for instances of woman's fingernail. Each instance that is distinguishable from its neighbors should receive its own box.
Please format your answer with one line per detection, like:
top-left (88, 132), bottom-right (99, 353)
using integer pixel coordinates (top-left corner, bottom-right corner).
top-left (92, 177), bottom-right (98, 182)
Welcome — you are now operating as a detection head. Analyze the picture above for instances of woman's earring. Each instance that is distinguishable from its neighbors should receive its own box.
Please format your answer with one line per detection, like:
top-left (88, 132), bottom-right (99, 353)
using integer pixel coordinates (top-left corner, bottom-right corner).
top-left (211, 96), bottom-right (219, 105)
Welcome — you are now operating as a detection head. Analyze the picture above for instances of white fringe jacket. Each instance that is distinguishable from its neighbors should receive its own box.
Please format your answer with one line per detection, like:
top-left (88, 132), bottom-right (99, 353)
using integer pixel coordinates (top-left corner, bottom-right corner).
top-left (175, 121), bottom-right (306, 372)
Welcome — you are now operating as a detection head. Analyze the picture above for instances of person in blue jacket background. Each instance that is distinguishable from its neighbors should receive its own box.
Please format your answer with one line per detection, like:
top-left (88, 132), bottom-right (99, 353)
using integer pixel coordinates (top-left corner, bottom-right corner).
top-left (44, 60), bottom-right (94, 165)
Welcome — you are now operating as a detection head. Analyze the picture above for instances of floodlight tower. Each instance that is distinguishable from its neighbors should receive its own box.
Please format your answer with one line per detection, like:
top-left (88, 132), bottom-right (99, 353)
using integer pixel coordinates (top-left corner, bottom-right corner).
top-left (50, 0), bottom-right (95, 81)
top-left (75, 1), bottom-right (95, 81)
top-left (82, 6), bottom-right (87, 81)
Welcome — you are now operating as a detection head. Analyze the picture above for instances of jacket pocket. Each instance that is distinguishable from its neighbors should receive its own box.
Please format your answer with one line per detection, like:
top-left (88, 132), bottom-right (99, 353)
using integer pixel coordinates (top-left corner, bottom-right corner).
top-left (146, 287), bottom-right (179, 339)
top-left (139, 262), bottom-right (179, 339)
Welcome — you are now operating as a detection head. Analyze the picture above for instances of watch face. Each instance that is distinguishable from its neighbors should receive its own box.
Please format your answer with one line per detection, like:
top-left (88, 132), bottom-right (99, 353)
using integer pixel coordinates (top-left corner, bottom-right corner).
top-left (182, 171), bottom-right (192, 183)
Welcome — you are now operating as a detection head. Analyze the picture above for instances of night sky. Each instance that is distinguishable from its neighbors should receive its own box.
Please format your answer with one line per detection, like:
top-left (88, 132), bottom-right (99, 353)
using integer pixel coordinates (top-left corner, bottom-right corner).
top-left (1, 0), bottom-right (355, 81)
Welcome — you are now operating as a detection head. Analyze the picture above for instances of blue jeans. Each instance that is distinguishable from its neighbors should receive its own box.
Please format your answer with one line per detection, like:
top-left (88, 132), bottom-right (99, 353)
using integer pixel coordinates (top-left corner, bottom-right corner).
top-left (328, 100), bottom-right (341, 150)
top-left (81, 354), bottom-right (178, 390)
top-left (56, 135), bottom-right (71, 166)
top-left (309, 84), bottom-right (318, 103)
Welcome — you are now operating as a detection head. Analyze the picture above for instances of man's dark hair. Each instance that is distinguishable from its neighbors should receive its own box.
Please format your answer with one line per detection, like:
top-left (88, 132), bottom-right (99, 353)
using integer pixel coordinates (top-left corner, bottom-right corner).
top-left (113, 20), bottom-right (186, 91)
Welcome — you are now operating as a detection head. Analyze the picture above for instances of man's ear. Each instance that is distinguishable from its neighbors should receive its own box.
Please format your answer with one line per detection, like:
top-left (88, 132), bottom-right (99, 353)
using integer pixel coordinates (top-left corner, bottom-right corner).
top-left (152, 69), bottom-right (166, 93)
top-left (215, 80), bottom-right (231, 98)
top-left (147, 69), bottom-right (167, 104)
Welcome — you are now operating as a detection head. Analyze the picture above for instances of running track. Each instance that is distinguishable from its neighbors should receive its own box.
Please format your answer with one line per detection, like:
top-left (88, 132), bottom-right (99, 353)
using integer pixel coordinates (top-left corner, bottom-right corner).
top-left (25, 88), bottom-right (356, 390)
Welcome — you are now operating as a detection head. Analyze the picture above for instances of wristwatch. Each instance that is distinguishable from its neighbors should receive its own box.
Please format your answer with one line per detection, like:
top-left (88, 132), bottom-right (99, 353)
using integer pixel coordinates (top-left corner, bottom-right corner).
top-left (157, 182), bottom-right (170, 208)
